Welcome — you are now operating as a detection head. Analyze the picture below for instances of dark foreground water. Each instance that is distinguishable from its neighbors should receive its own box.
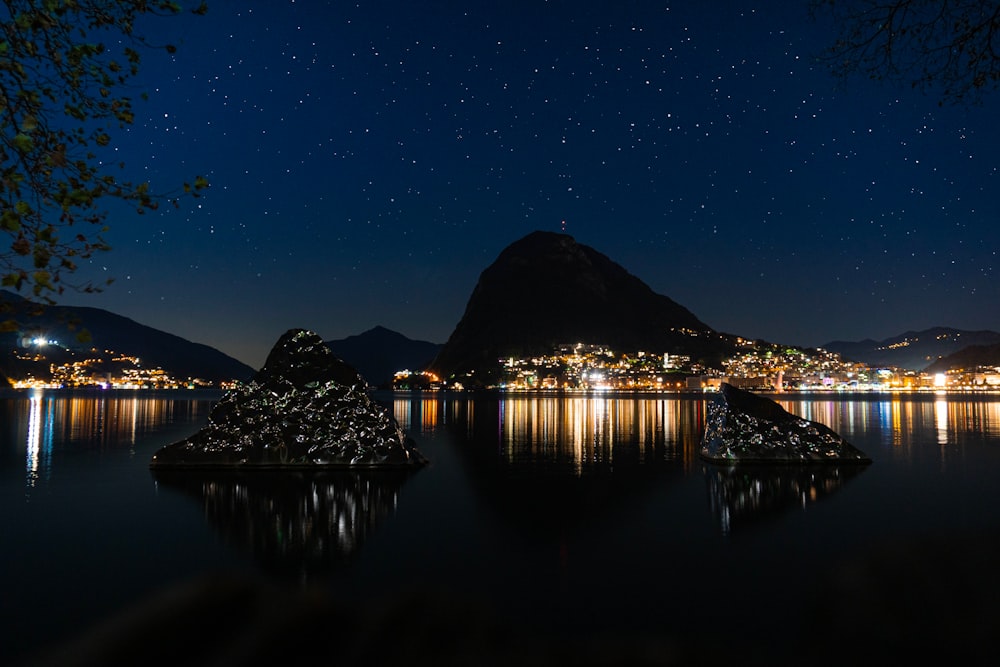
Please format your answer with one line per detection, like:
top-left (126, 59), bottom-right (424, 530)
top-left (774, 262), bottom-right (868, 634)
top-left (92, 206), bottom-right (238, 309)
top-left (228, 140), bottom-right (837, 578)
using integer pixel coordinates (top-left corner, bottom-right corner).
top-left (3, 389), bottom-right (1000, 665)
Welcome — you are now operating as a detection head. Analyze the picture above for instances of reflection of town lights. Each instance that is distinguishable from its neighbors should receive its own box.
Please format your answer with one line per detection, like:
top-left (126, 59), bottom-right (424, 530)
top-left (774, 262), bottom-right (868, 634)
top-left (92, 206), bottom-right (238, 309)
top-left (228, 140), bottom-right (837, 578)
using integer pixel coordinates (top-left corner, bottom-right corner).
top-left (26, 393), bottom-right (42, 486)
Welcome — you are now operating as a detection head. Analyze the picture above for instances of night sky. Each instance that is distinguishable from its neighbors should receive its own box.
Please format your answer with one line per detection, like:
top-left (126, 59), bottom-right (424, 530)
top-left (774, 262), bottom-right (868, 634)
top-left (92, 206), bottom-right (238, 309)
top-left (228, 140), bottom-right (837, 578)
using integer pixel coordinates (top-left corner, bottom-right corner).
top-left (56, 1), bottom-right (1000, 368)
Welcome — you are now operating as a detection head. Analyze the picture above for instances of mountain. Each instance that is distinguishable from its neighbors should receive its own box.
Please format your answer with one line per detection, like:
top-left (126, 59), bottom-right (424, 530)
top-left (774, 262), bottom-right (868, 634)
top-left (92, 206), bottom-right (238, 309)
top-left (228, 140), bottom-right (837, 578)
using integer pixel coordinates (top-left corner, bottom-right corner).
top-left (429, 231), bottom-right (737, 383)
top-left (821, 328), bottom-right (1000, 371)
top-left (1, 291), bottom-right (256, 384)
top-left (325, 326), bottom-right (442, 387)
top-left (925, 343), bottom-right (1000, 374)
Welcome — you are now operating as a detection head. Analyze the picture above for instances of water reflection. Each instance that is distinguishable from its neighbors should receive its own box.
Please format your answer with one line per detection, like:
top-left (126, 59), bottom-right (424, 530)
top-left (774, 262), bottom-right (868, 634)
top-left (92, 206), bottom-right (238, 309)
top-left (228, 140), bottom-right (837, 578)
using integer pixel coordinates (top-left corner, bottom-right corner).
top-left (936, 397), bottom-right (949, 446)
top-left (776, 393), bottom-right (1000, 455)
top-left (703, 464), bottom-right (868, 536)
top-left (25, 391), bottom-right (53, 488)
top-left (391, 393), bottom-right (709, 472)
top-left (1, 390), bottom-right (216, 496)
top-left (388, 394), bottom-right (701, 540)
top-left (391, 395), bottom-right (444, 434)
top-left (152, 470), bottom-right (415, 579)
top-left (389, 393), bottom-right (875, 536)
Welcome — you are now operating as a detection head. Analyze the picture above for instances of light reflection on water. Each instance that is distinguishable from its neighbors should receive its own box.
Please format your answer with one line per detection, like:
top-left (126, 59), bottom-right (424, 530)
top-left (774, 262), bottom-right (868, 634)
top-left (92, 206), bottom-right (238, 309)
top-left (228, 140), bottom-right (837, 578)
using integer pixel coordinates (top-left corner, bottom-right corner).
top-left (4, 390), bottom-right (216, 496)
top-left (390, 392), bottom-right (870, 540)
top-left (151, 468), bottom-right (414, 579)
top-left (15, 389), bottom-right (1000, 490)
top-left (392, 392), bottom-right (710, 472)
top-left (4, 390), bottom-right (1000, 665)
top-left (25, 392), bottom-right (52, 489)
top-left (9, 390), bottom-right (1000, 553)
top-left (704, 463), bottom-right (867, 536)
top-left (775, 393), bottom-right (1000, 463)
top-left (392, 391), bottom-right (1000, 469)
top-left (385, 391), bottom-right (1000, 537)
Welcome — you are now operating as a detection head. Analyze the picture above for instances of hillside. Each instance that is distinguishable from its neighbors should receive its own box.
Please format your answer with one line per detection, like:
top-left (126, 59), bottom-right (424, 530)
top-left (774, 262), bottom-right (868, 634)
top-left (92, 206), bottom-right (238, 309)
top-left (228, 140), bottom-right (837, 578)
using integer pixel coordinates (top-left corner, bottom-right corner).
top-left (925, 343), bottom-right (1000, 374)
top-left (429, 231), bottom-right (738, 383)
top-left (821, 328), bottom-right (1000, 371)
top-left (325, 326), bottom-right (442, 387)
top-left (1, 291), bottom-right (255, 385)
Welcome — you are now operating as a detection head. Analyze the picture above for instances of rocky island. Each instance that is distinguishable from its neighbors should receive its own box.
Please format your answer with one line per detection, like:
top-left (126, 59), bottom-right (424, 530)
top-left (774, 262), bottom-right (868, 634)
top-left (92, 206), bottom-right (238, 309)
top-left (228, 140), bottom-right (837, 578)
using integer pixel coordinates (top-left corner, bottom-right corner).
top-left (150, 329), bottom-right (426, 469)
top-left (700, 383), bottom-right (871, 464)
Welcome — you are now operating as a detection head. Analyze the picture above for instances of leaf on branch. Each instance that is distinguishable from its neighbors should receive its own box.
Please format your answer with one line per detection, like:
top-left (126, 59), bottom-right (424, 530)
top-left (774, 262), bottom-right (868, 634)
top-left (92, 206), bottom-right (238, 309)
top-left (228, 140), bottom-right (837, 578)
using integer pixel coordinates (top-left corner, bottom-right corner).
top-left (2, 273), bottom-right (24, 289)
top-left (12, 238), bottom-right (30, 256)
top-left (32, 271), bottom-right (52, 291)
top-left (33, 245), bottom-right (52, 268)
top-left (1, 0), bottom-right (206, 309)
top-left (2, 211), bottom-right (21, 232)
top-left (12, 133), bottom-right (34, 153)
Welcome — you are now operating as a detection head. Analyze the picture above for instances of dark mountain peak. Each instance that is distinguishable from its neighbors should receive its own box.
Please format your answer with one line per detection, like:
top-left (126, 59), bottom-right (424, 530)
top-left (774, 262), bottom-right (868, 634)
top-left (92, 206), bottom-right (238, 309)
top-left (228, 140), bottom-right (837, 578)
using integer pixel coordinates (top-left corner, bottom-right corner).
top-left (483, 231), bottom-right (644, 298)
top-left (430, 231), bottom-right (729, 382)
top-left (352, 325), bottom-right (414, 344)
top-left (325, 326), bottom-right (442, 387)
top-left (495, 230), bottom-right (577, 258)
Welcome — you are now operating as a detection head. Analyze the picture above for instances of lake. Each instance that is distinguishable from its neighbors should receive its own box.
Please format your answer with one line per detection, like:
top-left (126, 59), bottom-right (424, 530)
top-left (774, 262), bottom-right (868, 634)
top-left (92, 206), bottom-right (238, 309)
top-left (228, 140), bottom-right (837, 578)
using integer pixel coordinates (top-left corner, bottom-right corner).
top-left (3, 389), bottom-right (1000, 665)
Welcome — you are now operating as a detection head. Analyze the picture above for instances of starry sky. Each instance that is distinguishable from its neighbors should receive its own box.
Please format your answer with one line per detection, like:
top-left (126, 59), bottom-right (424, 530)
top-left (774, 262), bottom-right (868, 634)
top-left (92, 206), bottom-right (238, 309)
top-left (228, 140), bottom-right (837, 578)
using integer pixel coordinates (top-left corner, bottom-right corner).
top-left (54, 0), bottom-right (1000, 369)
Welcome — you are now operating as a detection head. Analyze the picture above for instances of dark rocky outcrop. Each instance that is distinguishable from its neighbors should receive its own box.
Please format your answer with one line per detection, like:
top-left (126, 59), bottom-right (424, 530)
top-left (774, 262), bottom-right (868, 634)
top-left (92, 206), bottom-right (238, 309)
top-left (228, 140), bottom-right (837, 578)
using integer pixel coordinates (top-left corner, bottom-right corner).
top-left (150, 329), bottom-right (426, 469)
top-left (429, 231), bottom-right (737, 383)
top-left (700, 383), bottom-right (870, 463)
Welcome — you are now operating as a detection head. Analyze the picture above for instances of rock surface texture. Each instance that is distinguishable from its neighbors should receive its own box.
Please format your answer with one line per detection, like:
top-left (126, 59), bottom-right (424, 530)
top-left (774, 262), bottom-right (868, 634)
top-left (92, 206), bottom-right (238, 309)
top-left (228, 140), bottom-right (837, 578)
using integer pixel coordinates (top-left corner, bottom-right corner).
top-left (150, 329), bottom-right (425, 469)
top-left (700, 383), bottom-right (870, 463)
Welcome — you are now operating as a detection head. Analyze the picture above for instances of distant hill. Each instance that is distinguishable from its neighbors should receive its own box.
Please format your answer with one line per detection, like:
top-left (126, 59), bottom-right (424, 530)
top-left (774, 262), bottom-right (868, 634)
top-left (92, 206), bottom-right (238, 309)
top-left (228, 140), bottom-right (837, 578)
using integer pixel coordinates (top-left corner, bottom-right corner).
top-left (1, 291), bottom-right (256, 383)
top-left (821, 328), bottom-right (1000, 371)
top-left (429, 231), bottom-right (738, 383)
top-left (925, 343), bottom-right (1000, 374)
top-left (325, 326), bottom-right (442, 387)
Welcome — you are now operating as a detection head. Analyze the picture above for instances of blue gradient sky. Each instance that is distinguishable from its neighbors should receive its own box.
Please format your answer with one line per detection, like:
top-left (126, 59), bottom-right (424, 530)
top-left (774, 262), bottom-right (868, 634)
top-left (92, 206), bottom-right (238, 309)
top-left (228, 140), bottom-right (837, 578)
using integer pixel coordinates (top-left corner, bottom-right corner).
top-left (56, 1), bottom-right (1000, 368)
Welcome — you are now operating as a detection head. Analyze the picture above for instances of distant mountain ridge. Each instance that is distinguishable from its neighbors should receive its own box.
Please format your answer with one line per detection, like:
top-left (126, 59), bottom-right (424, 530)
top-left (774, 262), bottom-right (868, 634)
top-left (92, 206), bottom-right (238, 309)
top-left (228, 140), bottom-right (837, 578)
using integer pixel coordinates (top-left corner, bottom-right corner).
top-left (6, 248), bottom-right (996, 387)
top-left (1, 290), bottom-right (255, 384)
top-left (325, 326), bottom-right (441, 387)
top-left (925, 342), bottom-right (1000, 374)
top-left (821, 328), bottom-right (1000, 371)
top-left (429, 231), bottom-right (738, 382)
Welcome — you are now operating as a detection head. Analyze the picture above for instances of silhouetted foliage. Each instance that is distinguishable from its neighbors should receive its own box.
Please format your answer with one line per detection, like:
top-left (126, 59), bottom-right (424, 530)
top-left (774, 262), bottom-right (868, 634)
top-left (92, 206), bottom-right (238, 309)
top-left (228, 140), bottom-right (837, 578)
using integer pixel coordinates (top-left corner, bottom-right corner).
top-left (1, 0), bottom-right (207, 320)
top-left (813, 0), bottom-right (1000, 105)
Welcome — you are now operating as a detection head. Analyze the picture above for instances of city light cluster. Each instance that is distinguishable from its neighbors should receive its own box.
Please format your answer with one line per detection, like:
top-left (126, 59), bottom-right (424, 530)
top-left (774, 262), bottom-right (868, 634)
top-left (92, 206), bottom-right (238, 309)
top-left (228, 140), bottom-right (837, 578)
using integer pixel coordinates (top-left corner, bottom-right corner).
top-left (7, 337), bottom-right (224, 390)
top-left (492, 343), bottom-right (697, 391)
top-left (428, 339), bottom-right (1000, 393)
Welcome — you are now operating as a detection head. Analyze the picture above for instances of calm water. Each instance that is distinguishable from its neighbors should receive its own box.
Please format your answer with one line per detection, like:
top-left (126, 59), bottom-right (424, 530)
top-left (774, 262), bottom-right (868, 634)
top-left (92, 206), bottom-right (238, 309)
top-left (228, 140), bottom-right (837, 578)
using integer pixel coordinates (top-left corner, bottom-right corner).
top-left (3, 388), bottom-right (1000, 664)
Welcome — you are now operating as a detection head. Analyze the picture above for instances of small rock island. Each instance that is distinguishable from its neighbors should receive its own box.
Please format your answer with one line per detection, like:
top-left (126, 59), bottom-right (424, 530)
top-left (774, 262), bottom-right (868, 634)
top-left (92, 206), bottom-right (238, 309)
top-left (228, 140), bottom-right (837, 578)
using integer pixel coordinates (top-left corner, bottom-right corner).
top-left (700, 383), bottom-right (871, 464)
top-left (150, 328), bottom-right (426, 469)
